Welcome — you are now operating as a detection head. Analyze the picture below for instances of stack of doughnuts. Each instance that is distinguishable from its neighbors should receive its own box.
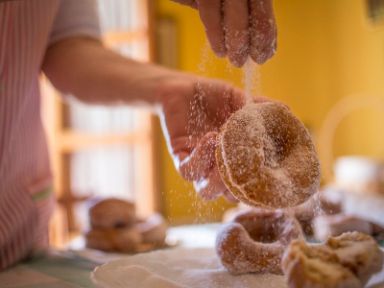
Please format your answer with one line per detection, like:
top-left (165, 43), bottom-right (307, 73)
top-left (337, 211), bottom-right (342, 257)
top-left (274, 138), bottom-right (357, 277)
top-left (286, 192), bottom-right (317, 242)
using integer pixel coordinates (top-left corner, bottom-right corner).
top-left (215, 102), bottom-right (319, 275)
top-left (85, 198), bottom-right (167, 253)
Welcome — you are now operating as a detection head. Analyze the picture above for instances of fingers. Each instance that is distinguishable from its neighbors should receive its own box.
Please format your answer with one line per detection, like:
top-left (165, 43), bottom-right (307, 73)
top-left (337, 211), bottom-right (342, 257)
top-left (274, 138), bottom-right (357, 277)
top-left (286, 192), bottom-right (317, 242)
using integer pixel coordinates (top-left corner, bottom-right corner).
top-left (249, 0), bottom-right (277, 64)
top-left (178, 0), bottom-right (277, 65)
top-left (178, 132), bottom-right (218, 181)
top-left (196, 0), bottom-right (226, 57)
top-left (222, 189), bottom-right (239, 203)
top-left (198, 80), bottom-right (245, 125)
top-left (231, 87), bottom-right (246, 110)
top-left (223, 0), bottom-right (249, 67)
top-left (193, 166), bottom-right (228, 200)
top-left (176, 131), bottom-right (238, 202)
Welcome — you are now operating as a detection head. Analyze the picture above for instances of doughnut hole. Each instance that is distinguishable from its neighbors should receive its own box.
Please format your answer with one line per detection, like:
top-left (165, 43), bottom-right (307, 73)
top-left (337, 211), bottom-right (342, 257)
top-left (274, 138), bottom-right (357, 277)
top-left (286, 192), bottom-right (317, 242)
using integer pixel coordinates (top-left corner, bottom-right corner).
top-left (234, 210), bottom-right (282, 243)
top-left (234, 210), bottom-right (304, 245)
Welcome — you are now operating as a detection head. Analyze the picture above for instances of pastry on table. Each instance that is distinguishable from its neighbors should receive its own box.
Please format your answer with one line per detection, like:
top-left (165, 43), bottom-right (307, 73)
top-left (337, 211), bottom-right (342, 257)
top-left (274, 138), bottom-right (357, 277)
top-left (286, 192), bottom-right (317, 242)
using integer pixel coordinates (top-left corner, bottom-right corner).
top-left (282, 232), bottom-right (383, 288)
top-left (85, 198), bottom-right (168, 253)
top-left (216, 209), bottom-right (304, 275)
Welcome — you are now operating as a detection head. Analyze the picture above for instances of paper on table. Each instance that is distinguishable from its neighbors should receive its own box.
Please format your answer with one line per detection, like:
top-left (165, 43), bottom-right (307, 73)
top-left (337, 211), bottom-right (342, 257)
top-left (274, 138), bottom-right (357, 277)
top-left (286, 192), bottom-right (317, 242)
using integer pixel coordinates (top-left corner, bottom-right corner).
top-left (91, 248), bottom-right (287, 288)
top-left (91, 246), bottom-right (384, 288)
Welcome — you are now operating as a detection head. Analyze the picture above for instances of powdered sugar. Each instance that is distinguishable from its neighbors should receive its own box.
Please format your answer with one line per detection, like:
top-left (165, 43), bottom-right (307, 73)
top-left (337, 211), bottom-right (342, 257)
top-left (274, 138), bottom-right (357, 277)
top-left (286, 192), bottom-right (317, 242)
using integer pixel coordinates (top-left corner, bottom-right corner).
top-left (243, 59), bottom-right (261, 103)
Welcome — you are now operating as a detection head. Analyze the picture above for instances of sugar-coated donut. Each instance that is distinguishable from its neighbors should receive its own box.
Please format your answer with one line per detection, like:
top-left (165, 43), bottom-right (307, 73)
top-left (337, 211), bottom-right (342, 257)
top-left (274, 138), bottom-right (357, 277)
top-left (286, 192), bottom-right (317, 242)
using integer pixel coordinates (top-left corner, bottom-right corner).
top-left (216, 209), bottom-right (304, 275)
top-left (216, 102), bottom-right (320, 208)
top-left (89, 198), bottom-right (136, 229)
top-left (282, 232), bottom-right (383, 288)
top-left (86, 198), bottom-right (168, 253)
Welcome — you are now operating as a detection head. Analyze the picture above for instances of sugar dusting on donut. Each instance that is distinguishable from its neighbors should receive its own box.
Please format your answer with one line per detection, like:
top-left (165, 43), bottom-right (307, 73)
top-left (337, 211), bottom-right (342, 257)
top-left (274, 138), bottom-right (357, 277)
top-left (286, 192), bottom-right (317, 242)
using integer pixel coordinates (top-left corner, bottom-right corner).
top-left (216, 223), bottom-right (284, 275)
top-left (216, 210), bottom-right (304, 275)
top-left (217, 102), bottom-right (320, 208)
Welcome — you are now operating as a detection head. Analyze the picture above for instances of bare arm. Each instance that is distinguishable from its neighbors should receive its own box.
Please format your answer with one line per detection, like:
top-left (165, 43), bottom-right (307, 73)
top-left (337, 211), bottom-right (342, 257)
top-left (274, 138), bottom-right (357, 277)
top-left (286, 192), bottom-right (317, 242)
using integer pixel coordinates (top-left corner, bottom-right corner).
top-left (42, 37), bottom-right (176, 106)
top-left (42, 35), bottom-right (246, 201)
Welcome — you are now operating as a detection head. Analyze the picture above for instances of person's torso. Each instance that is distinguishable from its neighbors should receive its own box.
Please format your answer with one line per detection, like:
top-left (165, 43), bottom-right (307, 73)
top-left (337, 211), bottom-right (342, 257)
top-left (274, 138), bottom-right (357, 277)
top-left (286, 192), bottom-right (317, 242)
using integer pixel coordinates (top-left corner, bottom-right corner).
top-left (0, 0), bottom-right (60, 194)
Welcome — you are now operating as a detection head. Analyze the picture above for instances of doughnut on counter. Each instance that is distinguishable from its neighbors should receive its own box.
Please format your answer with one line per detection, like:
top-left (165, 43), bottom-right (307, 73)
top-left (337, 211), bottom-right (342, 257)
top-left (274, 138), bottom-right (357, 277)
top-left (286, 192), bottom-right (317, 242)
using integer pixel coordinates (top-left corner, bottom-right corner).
top-left (216, 209), bottom-right (304, 275)
top-left (85, 198), bottom-right (167, 253)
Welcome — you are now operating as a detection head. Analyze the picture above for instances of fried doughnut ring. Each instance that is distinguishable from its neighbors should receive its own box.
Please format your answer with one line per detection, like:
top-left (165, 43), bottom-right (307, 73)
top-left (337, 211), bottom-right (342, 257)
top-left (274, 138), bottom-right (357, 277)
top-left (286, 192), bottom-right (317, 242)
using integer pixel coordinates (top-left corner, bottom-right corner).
top-left (216, 209), bottom-right (304, 275)
top-left (216, 102), bottom-right (320, 208)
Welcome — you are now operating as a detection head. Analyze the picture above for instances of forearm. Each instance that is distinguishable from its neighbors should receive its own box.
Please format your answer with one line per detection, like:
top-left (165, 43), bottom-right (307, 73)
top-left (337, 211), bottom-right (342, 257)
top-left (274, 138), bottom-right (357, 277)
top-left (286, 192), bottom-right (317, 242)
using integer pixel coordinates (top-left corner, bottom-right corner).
top-left (42, 37), bottom-right (176, 106)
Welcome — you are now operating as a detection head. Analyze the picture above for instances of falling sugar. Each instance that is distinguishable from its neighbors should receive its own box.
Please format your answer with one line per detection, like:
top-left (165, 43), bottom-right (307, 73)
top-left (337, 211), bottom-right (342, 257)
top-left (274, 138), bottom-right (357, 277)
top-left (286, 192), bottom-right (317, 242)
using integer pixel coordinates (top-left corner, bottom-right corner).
top-left (243, 58), bottom-right (261, 104)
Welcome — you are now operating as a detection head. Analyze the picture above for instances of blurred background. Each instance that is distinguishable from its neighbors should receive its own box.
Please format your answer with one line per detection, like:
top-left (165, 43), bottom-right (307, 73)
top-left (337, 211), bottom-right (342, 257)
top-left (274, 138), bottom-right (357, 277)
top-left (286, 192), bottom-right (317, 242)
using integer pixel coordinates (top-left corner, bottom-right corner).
top-left (41, 0), bottom-right (384, 247)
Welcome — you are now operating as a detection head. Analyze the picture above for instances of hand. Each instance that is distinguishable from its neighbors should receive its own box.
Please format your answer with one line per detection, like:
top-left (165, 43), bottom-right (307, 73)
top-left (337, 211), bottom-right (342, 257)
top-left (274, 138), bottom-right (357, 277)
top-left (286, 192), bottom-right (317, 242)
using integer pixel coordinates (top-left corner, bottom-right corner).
top-left (158, 74), bottom-right (244, 200)
top-left (171, 0), bottom-right (277, 67)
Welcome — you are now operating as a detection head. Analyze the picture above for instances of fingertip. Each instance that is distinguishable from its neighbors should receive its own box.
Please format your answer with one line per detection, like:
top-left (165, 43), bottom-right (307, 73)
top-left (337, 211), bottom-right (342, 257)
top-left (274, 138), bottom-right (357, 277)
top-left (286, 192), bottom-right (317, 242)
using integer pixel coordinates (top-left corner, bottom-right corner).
top-left (228, 53), bottom-right (248, 68)
top-left (223, 189), bottom-right (239, 203)
top-left (222, 0), bottom-right (249, 68)
top-left (212, 44), bottom-right (227, 58)
top-left (249, 48), bottom-right (271, 65)
top-left (178, 132), bottom-right (218, 181)
top-left (193, 167), bottom-right (227, 200)
top-left (193, 178), bottom-right (218, 200)
top-left (196, 0), bottom-right (227, 60)
top-left (249, 0), bottom-right (277, 64)
top-left (231, 88), bottom-right (246, 111)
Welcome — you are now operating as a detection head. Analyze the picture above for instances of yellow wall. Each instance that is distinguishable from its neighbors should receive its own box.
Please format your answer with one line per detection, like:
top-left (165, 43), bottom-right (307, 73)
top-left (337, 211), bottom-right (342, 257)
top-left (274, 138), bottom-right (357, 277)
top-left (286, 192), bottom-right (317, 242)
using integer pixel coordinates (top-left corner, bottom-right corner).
top-left (329, 0), bottom-right (384, 158)
top-left (156, 0), bottom-right (384, 223)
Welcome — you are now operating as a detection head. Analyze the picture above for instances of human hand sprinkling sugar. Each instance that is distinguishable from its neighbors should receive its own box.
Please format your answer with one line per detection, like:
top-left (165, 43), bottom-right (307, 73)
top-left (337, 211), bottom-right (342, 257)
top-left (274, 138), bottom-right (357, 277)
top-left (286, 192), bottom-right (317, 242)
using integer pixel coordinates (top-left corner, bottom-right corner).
top-left (158, 75), bottom-right (270, 201)
top-left (158, 75), bottom-right (245, 200)
top-left (171, 0), bottom-right (277, 67)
